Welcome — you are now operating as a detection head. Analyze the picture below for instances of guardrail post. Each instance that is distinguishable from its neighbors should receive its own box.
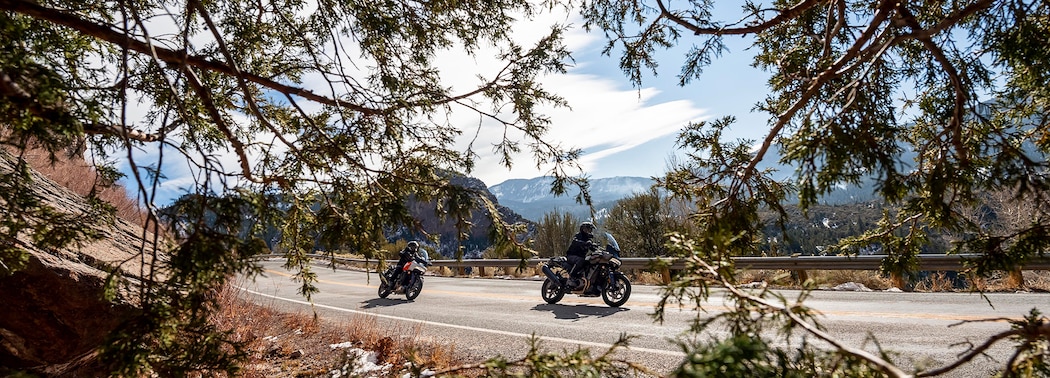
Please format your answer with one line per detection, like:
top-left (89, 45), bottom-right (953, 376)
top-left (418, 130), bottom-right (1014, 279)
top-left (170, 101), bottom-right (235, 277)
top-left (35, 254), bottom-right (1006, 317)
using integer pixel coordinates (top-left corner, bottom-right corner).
top-left (890, 272), bottom-right (906, 290)
top-left (793, 270), bottom-right (808, 285)
top-left (660, 267), bottom-right (671, 284)
top-left (1007, 268), bottom-right (1024, 289)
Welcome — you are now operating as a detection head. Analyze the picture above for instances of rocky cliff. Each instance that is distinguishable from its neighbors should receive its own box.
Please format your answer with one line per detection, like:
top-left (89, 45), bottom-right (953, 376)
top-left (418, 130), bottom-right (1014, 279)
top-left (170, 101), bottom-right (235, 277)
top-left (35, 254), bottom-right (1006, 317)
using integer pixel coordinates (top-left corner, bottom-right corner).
top-left (397, 174), bottom-right (535, 258)
top-left (0, 150), bottom-right (155, 375)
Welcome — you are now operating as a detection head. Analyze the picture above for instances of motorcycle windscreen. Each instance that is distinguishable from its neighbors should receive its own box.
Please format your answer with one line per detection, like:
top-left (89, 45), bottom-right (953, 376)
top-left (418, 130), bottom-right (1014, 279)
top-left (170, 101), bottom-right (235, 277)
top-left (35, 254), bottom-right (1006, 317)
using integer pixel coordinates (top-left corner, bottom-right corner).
top-left (603, 232), bottom-right (621, 252)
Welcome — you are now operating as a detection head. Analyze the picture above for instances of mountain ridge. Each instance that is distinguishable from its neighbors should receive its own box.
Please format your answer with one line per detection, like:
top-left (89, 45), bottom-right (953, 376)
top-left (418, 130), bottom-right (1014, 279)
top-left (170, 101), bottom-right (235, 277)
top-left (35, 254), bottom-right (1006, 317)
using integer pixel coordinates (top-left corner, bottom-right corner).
top-left (489, 176), bottom-right (656, 221)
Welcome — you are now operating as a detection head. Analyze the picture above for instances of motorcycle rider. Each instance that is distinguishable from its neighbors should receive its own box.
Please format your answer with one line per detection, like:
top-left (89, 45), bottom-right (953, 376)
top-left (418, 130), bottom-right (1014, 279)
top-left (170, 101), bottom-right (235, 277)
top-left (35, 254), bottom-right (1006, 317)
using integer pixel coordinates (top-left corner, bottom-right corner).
top-left (393, 241), bottom-right (421, 289)
top-left (566, 222), bottom-right (600, 296)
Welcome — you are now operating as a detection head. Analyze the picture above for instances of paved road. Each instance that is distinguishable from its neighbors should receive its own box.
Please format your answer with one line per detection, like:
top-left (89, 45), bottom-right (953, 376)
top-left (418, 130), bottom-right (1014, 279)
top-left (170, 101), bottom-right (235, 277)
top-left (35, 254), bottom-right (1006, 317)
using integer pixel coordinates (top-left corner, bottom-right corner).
top-left (237, 259), bottom-right (1047, 377)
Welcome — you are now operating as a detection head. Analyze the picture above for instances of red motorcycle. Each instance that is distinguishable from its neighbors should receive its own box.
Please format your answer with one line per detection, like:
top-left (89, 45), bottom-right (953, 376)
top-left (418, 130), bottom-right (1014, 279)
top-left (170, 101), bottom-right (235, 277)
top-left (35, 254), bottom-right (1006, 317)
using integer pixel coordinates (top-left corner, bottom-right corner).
top-left (378, 250), bottom-right (430, 300)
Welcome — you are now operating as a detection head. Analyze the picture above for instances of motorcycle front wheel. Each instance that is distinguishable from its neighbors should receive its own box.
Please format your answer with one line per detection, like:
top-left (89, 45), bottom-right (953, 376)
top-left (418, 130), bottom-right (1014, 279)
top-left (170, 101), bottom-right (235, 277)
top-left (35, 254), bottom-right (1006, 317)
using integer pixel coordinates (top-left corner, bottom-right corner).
top-left (404, 276), bottom-right (423, 300)
top-left (378, 281), bottom-right (392, 298)
top-left (541, 278), bottom-right (565, 304)
top-left (602, 274), bottom-right (631, 307)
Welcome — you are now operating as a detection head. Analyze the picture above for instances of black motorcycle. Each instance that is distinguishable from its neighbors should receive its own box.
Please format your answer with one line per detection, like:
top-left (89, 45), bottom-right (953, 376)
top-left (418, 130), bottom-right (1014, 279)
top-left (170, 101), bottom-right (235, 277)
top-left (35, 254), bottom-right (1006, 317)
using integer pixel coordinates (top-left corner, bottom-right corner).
top-left (540, 232), bottom-right (632, 307)
top-left (378, 250), bottom-right (431, 300)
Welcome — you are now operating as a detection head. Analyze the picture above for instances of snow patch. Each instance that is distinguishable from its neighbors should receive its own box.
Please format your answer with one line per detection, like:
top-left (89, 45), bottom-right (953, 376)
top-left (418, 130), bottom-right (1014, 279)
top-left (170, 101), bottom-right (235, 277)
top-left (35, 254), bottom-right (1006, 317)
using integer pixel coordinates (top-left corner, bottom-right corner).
top-left (327, 345), bottom-right (392, 378)
top-left (831, 282), bottom-right (873, 292)
top-left (738, 281), bottom-right (767, 289)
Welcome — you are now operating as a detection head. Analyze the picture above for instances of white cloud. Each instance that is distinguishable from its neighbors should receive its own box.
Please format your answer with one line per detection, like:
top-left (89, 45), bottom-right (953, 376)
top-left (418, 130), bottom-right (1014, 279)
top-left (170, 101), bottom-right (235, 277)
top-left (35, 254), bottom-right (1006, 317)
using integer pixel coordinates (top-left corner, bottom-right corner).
top-left (429, 12), bottom-right (711, 186)
top-left (450, 54), bottom-right (709, 185)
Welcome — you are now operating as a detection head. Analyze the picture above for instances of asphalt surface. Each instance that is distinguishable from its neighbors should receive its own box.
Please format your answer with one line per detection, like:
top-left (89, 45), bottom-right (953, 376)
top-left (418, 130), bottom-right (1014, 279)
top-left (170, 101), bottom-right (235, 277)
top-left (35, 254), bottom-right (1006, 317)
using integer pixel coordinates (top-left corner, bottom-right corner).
top-left (237, 259), bottom-right (1047, 377)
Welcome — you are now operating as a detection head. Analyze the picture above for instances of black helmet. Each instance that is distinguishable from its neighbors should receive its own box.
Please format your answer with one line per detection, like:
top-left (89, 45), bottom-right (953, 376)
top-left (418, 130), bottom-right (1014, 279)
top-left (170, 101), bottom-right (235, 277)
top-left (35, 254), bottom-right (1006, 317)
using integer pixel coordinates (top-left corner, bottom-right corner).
top-left (579, 222), bottom-right (595, 234)
top-left (407, 241), bottom-right (419, 251)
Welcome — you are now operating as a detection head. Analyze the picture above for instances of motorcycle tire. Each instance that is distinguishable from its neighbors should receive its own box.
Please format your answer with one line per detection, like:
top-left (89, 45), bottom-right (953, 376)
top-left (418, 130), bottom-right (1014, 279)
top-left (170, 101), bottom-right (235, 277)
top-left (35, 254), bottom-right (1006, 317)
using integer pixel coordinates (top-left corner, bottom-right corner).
top-left (601, 274), bottom-right (631, 307)
top-left (404, 276), bottom-right (423, 300)
top-left (540, 278), bottom-right (565, 304)
top-left (377, 281), bottom-right (392, 298)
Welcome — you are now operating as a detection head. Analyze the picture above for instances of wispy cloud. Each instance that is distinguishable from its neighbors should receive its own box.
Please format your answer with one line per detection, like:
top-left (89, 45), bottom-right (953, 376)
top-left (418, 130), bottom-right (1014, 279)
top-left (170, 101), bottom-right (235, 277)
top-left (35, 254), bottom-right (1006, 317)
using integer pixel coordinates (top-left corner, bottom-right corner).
top-left (447, 15), bottom-right (711, 186)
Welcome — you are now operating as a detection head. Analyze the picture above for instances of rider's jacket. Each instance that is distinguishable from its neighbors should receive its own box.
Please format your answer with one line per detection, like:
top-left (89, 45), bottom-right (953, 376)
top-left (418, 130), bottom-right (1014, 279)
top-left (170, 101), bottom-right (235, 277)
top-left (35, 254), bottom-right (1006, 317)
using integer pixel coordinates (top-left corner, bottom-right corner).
top-left (566, 232), bottom-right (594, 258)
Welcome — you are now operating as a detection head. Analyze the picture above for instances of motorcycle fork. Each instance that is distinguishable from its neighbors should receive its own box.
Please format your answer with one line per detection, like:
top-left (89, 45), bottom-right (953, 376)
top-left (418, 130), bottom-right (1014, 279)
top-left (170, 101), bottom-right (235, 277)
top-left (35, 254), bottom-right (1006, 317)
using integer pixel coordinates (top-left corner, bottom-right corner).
top-left (588, 268), bottom-right (604, 289)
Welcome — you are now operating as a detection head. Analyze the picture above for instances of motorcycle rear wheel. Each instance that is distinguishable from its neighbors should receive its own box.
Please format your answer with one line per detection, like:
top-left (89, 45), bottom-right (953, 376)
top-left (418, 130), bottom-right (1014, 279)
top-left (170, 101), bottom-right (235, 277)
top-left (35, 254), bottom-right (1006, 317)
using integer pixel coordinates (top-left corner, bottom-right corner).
top-left (541, 278), bottom-right (565, 304)
top-left (602, 275), bottom-right (631, 307)
top-left (404, 276), bottom-right (423, 300)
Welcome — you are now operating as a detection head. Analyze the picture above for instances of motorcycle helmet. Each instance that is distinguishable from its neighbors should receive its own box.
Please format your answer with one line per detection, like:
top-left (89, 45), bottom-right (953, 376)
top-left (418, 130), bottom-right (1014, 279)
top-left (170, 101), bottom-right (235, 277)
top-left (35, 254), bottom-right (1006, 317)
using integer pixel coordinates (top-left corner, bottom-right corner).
top-left (407, 241), bottom-right (419, 251)
top-left (579, 222), bottom-right (595, 235)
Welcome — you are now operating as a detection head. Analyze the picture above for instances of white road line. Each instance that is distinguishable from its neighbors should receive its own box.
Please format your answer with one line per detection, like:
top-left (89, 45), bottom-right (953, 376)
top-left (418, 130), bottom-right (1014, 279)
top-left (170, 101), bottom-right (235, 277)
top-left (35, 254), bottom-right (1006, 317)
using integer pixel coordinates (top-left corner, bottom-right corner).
top-left (236, 285), bottom-right (685, 357)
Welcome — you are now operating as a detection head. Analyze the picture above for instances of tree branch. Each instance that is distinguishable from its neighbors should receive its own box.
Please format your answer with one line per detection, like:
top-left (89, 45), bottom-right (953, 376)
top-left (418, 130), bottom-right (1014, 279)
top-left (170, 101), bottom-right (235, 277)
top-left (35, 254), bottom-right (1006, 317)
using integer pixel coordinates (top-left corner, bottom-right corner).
top-left (896, 4), bottom-right (971, 167)
top-left (693, 256), bottom-right (913, 378)
top-left (745, 1), bottom-right (896, 179)
top-left (0, 0), bottom-right (378, 114)
top-left (2, 70), bottom-right (162, 142)
top-left (915, 320), bottom-right (1050, 377)
top-left (658, 0), bottom-right (824, 36)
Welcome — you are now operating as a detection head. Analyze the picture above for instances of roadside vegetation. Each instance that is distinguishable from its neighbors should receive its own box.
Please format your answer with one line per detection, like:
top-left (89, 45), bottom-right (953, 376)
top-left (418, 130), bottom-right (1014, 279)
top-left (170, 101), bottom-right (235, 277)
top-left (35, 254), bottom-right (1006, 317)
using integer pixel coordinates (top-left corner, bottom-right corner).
top-left (8, 137), bottom-right (1050, 376)
top-left (5, 0), bottom-right (1050, 377)
top-left (211, 285), bottom-right (470, 378)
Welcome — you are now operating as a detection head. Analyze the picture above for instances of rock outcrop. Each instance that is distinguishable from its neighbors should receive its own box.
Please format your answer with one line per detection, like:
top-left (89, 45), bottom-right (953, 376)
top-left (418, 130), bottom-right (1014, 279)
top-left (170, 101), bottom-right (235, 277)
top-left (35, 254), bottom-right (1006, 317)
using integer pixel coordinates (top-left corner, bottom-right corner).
top-left (0, 150), bottom-right (155, 374)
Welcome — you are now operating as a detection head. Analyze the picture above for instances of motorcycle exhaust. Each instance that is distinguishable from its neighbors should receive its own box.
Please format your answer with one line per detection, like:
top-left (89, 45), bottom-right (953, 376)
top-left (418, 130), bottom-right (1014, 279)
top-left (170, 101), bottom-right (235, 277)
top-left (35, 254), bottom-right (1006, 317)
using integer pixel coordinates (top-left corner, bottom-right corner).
top-left (541, 264), bottom-right (562, 285)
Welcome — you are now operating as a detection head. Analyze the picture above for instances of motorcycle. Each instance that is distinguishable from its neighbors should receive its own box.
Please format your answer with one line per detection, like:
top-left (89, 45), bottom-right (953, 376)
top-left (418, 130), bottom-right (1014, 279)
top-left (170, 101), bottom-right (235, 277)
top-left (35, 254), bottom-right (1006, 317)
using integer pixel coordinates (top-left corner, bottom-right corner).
top-left (540, 232), bottom-right (632, 307)
top-left (378, 248), bottom-right (431, 300)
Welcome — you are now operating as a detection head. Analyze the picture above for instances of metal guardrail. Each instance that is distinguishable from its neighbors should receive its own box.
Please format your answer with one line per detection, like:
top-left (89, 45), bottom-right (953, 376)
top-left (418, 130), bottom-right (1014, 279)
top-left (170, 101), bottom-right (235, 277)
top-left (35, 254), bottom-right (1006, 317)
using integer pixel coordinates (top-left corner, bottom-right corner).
top-left (732, 254), bottom-right (1050, 271)
top-left (264, 253), bottom-right (1050, 272)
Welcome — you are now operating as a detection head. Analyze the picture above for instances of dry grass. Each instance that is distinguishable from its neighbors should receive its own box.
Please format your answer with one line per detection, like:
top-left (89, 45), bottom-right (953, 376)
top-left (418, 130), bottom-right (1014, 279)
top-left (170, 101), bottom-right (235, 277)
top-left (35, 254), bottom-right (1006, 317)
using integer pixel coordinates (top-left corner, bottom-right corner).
top-left (967, 270), bottom-right (1050, 293)
top-left (630, 270), bottom-right (665, 285)
top-left (4, 145), bottom-right (151, 228)
top-left (913, 272), bottom-right (961, 292)
top-left (810, 270), bottom-right (895, 290)
top-left (732, 268), bottom-right (1050, 293)
top-left (211, 286), bottom-right (472, 377)
top-left (1022, 270), bottom-right (1050, 291)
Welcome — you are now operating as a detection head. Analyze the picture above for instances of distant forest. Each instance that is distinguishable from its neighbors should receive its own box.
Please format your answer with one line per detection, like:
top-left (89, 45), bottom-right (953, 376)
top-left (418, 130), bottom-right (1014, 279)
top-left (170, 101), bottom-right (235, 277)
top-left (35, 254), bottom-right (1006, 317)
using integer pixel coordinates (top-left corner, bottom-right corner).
top-left (756, 201), bottom-right (948, 257)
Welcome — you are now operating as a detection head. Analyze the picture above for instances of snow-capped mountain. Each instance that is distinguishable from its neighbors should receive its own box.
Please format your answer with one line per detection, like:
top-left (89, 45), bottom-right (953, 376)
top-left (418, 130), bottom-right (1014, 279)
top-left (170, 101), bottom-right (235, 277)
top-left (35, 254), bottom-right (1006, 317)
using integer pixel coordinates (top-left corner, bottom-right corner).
top-left (489, 176), bottom-right (655, 221)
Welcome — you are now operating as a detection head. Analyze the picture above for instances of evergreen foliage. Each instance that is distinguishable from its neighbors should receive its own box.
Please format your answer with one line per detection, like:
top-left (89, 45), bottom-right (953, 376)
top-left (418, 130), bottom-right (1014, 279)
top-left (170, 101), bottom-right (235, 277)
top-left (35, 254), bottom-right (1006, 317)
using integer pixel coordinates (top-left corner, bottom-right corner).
top-left (580, 0), bottom-right (1050, 376)
top-left (605, 188), bottom-right (670, 257)
top-left (531, 211), bottom-right (580, 258)
top-left (1, 0), bottom-right (579, 374)
top-left (4, 0), bottom-right (1050, 376)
